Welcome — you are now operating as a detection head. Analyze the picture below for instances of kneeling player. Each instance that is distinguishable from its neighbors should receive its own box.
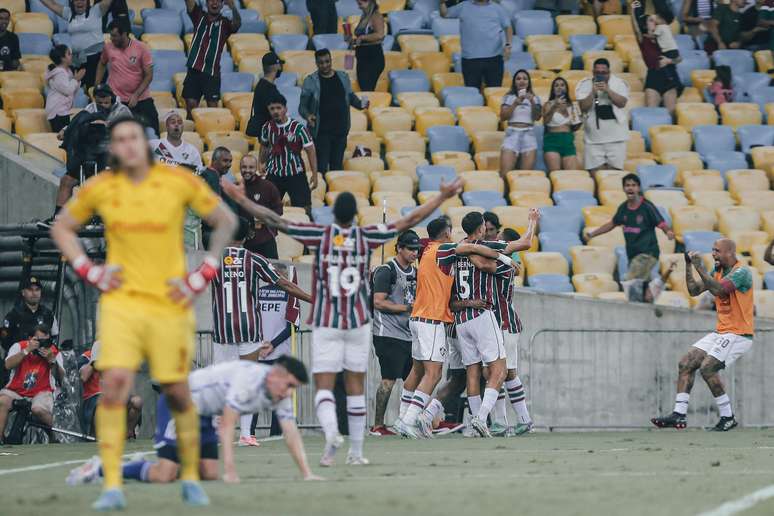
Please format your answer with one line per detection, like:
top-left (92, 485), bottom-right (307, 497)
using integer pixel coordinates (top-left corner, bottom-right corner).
top-left (68, 356), bottom-right (323, 484)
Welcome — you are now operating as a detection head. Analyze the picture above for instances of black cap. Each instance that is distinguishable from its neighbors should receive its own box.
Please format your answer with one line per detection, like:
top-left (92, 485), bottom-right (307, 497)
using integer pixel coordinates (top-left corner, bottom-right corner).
top-left (21, 276), bottom-right (43, 289)
top-left (397, 231), bottom-right (421, 250)
top-left (93, 83), bottom-right (114, 98)
top-left (262, 52), bottom-right (285, 68)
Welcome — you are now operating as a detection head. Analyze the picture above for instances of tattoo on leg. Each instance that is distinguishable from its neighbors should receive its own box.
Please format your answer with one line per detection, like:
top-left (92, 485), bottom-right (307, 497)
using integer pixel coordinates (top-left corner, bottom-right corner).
top-left (373, 383), bottom-right (392, 427)
top-left (677, 349), bottom-right (705, 394)
top-left (700, 356), bottom-right (726, 397)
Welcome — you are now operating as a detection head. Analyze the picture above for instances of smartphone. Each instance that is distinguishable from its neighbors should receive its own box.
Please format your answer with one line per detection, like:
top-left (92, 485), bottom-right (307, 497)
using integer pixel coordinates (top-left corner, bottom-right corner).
top-left (594, 74), bottom-right (606, 83)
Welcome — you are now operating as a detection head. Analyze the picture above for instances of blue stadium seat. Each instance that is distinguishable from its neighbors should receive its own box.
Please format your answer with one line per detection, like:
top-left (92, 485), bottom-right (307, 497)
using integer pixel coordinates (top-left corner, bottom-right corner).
top-left (765, 270), bottom-right (774, 290)
top-left (440, 86), bottom-right (480, 102)
top-left (692, 125), bottom-right (736, 159)
top-left (312, 34), bottom-right (348, 50)
top-left (552, 190), bottom-right (598, 210)
top-left (312, 207), bottom-right (334, 225)
top-left (149, 77), bottom-right (174, 92)
top-left (630, 107), bottom-right (672, 147)
top-left (528, 273), bottom-right (574, 293)
top-left (286, 0), bottom-right (309, 18)
top-left (615, 246), bottom-right (628, 279)
top-left (442, 88), bottom-right (484, 113)
top-left (220, 72), bottom-right (255, 93)
top-left (737, 125), bottom-right (774, 154)
top-left (279, 85), bottom-right (302, 119)
top-left (389, 70), bottom-right (431, 96)
top-left (382, 35), bottom-right (395, 52)
top-left (19, 34), bottom-right (52, 56)
top-left (513, 10), bottom-right (553, 38)
top-left (684, 231), bottom-right (723, 254)
top-left (713, 49), bottom-right (755, 76)
top-left (569, 35), bottom-right (607, 59)
top-left (505, 52), bottom-right (537, 73)
top-left (152, 50), bottom-right (188, 81)
top-left (732, 72), bottom-right (771, 102)
top-left (143, 8), bottom-right (184, 35)
top-left (427, 125), bottom-right (470, 154)
top-left (401, 206), bottom-right (442, 227)
top-left (160, 0), bottom-right (186, 11)
top-left (539, 206), bottom-right (583, 234)
top-left (73, 88), bottom-right (90, 108)
top-left (389, 10), bottom-right (427, 34)
top-left (336, 0), bottom-right (361, 18)
top-left (220, 51), bottom-right (234, 73)
top-left (52, 33), bottom-right (72, 48)
top-left (237, 9), bottom-right (267, 34)
top-left (674, 34), bottom-right (697, 55)
top-left (431, 16), bottom-right (460, 37)
top-left (270, 34), bottom-right (309, 53)
top-left (539, 231), bottom-right (582, 264)
top-left (676, 50), bottom-right (710, 86)
top-left (657, 206), bottom-right (672, 228)
top-left (636, 165), bottom-right (677, 190)
top-left (417, 165), bottom-right (457, 191)
top-left (751, 87), bottom-right (774, 114)
top-left (462, 191), bottom-right (507, 207)
top-left (276, 72), bottom-right (299, 88)
top-left (705, 151), bottom-right (748, 179)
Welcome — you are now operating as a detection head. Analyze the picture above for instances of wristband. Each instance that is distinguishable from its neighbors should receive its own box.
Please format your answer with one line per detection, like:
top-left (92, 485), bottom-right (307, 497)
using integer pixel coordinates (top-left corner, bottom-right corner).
top-left (72, 255), bottom-right (92, 279)
top-left (497, 254), bottom-right (513, 266)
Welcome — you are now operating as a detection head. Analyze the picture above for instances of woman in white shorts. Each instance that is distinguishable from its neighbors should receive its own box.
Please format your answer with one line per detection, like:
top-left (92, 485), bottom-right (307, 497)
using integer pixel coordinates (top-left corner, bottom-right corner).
top-left (499, 70), bottom-right (542, 177)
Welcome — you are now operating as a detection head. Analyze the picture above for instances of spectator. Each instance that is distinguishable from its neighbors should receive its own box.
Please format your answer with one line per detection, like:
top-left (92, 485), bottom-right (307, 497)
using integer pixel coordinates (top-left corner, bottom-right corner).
top-left (499, 70), bottom-right (542, 176)
top-left (543, 77), bottom-right (581, 171)
top-left (483, 212), bottom-right (501, 241)
top-left (348, 0), bottom-right (386, 92)
top-left (588, 0), bottom-right (622, 18)
top-left (0, 8), bottom-right (21, 72)
top-left (585, 174), bottom-right (675, 282)
top-left (39, 0), bottom-right (115, 88)
top-left (246, 52), bottom-right (284, 138)
top-left (307, 0), bottom-right (338, 35)
top-left (624, 260), bottom-right (676, 303)
top-left (758, 1), bottom-right (774, 54)
top-left (150, 111), bottom-right (203, 171)
top-left (440, 0), bottom-right (513, 89)
top-left (708, 65), bottom-right (734, 106)
top-left (765, 238), bottom-right (774, 265)
top-left (96, 18), bottom-right (159, 136)
top-left (182, 0), bottom-right (240, 119)
top-left (0, 325), bottom-right (64, 443)
top-left (369, 230), bottom-right (419, 437)
top-left (300, 49), bottom-right (368, 174)
top-left (240, 154), bottom-right (282, 259)
top-left (45, 45), bottom-right (86, 133)
top-left (706, 0), bottom-right (760, 52)
top-left (79, 341), bottom-right (143, 438)
top-left (260, 94), bottom-right (318, 211)
top-left (576, 58), bottom-right (629, 173)
top-left (200, 146), bottom-right (246, 247)
top-left (1, 277), bottom-right (58, 356)
top-left (681, 0), bottom-right (715, 43)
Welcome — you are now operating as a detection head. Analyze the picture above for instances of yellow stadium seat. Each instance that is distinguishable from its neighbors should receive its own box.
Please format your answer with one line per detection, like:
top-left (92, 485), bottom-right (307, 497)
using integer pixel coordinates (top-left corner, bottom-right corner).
top-left (192, 108), bottom-right (236, 135)
top-left (618, 73), bottom-right (644, 92)
top-left (717, 206), bottom-right (761, 235)
top-left (0, 71), bottom-right (42, 90)
top-left (439, 35), bottom-right (461, 59)
top-left (551, 170), bottom-right (594, 193)
top-left (755, 50), bottom-right (774, 73)
top-left (327, 171), bottom-right (371, 195)
top-left (267, 15), bottom-right (305, 36)
top-left (676, 103), bottom-right (717, 129)
top-left (654, 291), bottom-right (690, 308)
top-left (534, 51), bottom-right (573, 72)
top-left (678, 87), bottom-right (704, 103)
top-left (598, 190), bottom-right (625, 206)
top-left (431, 150), bottom-right (472, 164)
top-left (726, 169), bottom-right (769, 200)
top-left (754, 290), bottom-right (774, 318)
top-left (525, 35), bottom-right (566, 54)
top-left (1, 89), bottom-right (44, 111)
top-left (585, 225), bottom-right (624, 247)
top-left (358, 91), bottom-right (392, 109)
top-left (280, 50), bottom-right (317, 80)
top-left (492, 206), bottom-right (532, 229)
top-left (739, 191), bottom-right (774, 212)
top-left (11, 13), bottom-right (53, 36)
top-left (23, 132), bottom-right (66, 161)
top-left (644, 189), bottom-right (688, 210)
top-left (4, 0), bottom-right (26, 15)
top-left (372, 168), bottom-right (417, 187)
top-left (572, 273), bottom-right (619, 296)
top-left (483, 87), bottom-right (507, 112)
top-left (598, 15), bottom-right (633, 41)
top-left (509, 174), bottom-right (551, 194)
top-left (595, 169), bottom-right (625, 192)
top-left (570, 246), bottom-right (617, 275)
top-left (509, 191), bottom-right (554, 208)
top-left (350, 107), bottom-right (368, 132)
top-left (474, 151), bottom-right (500, 171)
top-left (244, 0), bottom-right (284, 17)
top-left (228, 33), bottom-right (271, 57)
top-left (661, 152), bottom-right (705, 181)
top-left (381, 132), bottom-right (424, 155)
top-left (582, 205), bottom-right (616, 227)
top-left (396, 92), bottom-right (440, 115)
top-left (461, 171), bottom-right (504, 193)
top-left (671, 205), bottom-right (717, 241)
top-left (141, 33), bottom-right (185, 51)
top-left (649, 125), bottom-right (691, 156)
top-left (378, 0), bottom-right (407, 12)
top-left (346, 131), bottom-right (381, 155)
top-left (557, 15), bottom-right (597, 43)
top-left (151, 91), bottom-right (178, 110)
top-left (358, 206), bottom-right (397, 225)
top-left (688, 190), bottom-right (736, 209)
top-left (691, 69), bottom-right (716, 92)
top-left (385, 150), bottom-right (426, 171)
top-left (410, 52), bottom-right (451, 78)
top-left (720, 103), bottom-right (762, 129)
top-left (344, 156), bottom-right (385, 173)
top-left (414, 107), bottom-right (455, 136)
top-left (432, 73), bottom-right (464, 96)
top-left (370, 107), bottom-right (412, 137)
top-left (523, 252), bottom-right (569, 277)
top-left (623, 157), bottom-right (656, 173)
top-left (446, 206), bottom-right (484, 228)
top-left (205, 131), bottom-right (249, 154)
top-left (372, 175), bottom-right (414, 196)
top-left (729, 230), bottom-right (769, 254)
top-left (397, 34), bottom-right (439, 54)
top-left (583, 51), bottom-right (624, 73)
top-left (457, 107), bottom-right (498, 136)
top-left (383, 51), bottom-right (410, 74)
top-left (613, 35), bottom-right (639, 63)
top-left (371, 192), bottom-right (416, 212)
top-left (750, 146), bottom-right (774, 170)
top-left (683, 171), bottom-right (725, 196)
top-left (625, 131), bottom-right (646, 157)
top-left (751, 243), bottom-right (774, 271)
top-left (472, 131), bottom-right (504, 153)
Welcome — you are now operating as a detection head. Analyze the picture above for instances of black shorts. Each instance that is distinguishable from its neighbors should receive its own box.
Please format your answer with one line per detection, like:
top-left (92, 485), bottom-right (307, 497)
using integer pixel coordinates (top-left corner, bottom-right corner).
top-left (181, 68), bottom-right (222, 102)
top-left (268, 173), bottom-right (312, 208)
top-left (373, 336), bottom-right (412, 380)
top-left (645, 66), bottom-right (682, 95)
top-left (66, 158), bottom-right (102, 181)
top-left (157, 441), bottom-right (219, 463)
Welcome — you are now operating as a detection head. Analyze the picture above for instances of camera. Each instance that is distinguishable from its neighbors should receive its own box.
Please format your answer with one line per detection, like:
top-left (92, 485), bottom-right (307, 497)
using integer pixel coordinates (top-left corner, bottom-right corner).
top-left (36, 337), bottom-right (53, 348)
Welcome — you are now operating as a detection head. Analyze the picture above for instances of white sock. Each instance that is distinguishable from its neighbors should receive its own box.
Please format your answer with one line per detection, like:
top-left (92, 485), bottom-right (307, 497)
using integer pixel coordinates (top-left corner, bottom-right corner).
top-left (714, 393), bottom-right (733, 418)
top-left (399, 388), bottom-right (414, 420)
top-left (467, 395), bottom-right (481, 418)
top-left (404, 390), bottom-right (429, 425)
top-left (423, 398), bottom-right (443, 421)
top-left (505, 377), bottom-right (532, 424)
top-left (347, 395), bottom-right (366, 458)
top-left (674, 392), bottom-right (690, 415)
top-left (478, 388), bottom-right (499, 420)
top-left (314, 389), bottom-right (339, 441)
top-left (239, 414), bottom-right (253, 438)
top-left (493, 388), bottom-right (508, 426)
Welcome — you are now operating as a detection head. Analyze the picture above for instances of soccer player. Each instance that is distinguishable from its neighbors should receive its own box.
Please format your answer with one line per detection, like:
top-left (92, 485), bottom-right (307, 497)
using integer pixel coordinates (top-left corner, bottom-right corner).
top-left (50, 115), bottom-right (238, 511)
top-left (67, 356), bottom-right (322, 485)
top-left (210, 224), bottom-right (312, 446)
top-left (220, 177), bottom-right (464, 465)
top-left (651, 239), bottom-right (753, 431)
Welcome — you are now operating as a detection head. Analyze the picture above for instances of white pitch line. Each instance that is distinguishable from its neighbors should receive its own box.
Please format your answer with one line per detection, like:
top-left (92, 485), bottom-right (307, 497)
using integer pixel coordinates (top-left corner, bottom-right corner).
top-left (696, 484), bottom-right (774, 516)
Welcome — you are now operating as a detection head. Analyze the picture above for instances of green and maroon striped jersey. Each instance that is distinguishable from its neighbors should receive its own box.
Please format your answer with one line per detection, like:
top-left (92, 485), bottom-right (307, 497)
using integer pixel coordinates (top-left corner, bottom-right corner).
top-left (493, 262), bottom-right (522, 334)
top-left (260, 118), bottom-right (313, 177)
top-left (186, 5), bottom-right (235, 77)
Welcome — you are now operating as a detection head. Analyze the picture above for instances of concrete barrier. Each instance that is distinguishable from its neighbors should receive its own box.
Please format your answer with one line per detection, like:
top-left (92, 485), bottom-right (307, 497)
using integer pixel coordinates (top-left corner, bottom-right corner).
top-left (0, 148), bottom-right (59, 225)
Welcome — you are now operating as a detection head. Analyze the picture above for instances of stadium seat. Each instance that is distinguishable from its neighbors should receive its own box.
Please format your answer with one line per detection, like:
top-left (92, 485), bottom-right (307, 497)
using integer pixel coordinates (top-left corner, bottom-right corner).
top-left (267, 14), bottom-right (305, 36)
top-left (676, 51), bottom-right (710, 86)
top-left (636, 164), bottom-right (677, 190)
top-left (384, 131), bottom-right (425, 154)
top-left (344, 156), bottom-right (385, 173)
top-left (539, 232), bottom-right (582, 264)
top-left (552, 190), bottom-right (597, 210)
top-left (677, 103), bottom-right (717, 129)
top-left (539, 206), bottom-right (583, 234)
top-left (582, 205), bottom-right (615, 227)
top-left (731, 230), bottom-right (769, 254)
top-left (472, 131), bottom-right (505, 154)
top-left (752, 87), bottom-right (774, 114)
top-left (556, 15), bottom-right (596, 43)
top-left (630, 107), bottom-right (672, 145)
top-left (396, 92), bottom-right (440, 115)
top-left (598, 190), bottom-right (626, 207)
top-left (670, 205), bottom-right (717, 242)
top-left (312, 34), bottom-right (348, 51)
top-left (434, 152), bottom-right (475, 173)
top-left (1, 89), bottom-right (44, 111)
top-left (528, 273), bottom-right (574, 292)
top-left (508, 173), bottom-right (551, 194)
top-left (523, 252), bottom-right (569, 277)
top-left (584, 224), bottom-right (624, 248)
top-left (717, 205), bottom-right (761, 236)
top-left (649, 125), bottom-right (691, 156)
top-left (432, 73), bottom-right (464, 96)
top-left (417, 165), bottom-right (456, 191)
top-left (192, 108), bottom-right (236, 134)
top-left (415, 107), bottom-right (455, 136)
top-left (597, 14), bottom-right (632, 41)
top-left (705, 151), bottom-right (749, 178)
top-left (572, 273), bottom-right (618, 296)
top-left (570, 245), bottom-right (617, 275)
top-left (550, 170), bottom-right (594, 193)
top-left (462, 190), bottom-right (507, 207)
top-left (683, 231), bottom-right (723, 254)
top-left (457, 107), bottom-right (498, 136)
top-left (751, 146), bottom-right (774, 171)
top-left (410, 51), bottom-right (452, 80)
top-left (220, 72), bottom-right (255, 93)
top-left (270, 34), bottom-right (310, 53)
top-left (595, 169), bottom-right (626, 192)
top-left (660, 152), bottom-right (704, 182)
top-left (12, 12), bottom-right (54, 36)
top-left (737, 125), bottom-right (774, 154)
top-left (390, 70), bottom-right (431, 97)
top-left (739, 191), bottom-right (774, 212)
top-left (510, 192), bottom-right (554, 208)
top-left (754, 290), bottom-right (774, 318)
top-left (461, 170), bottom-right (504, 192)
top-left (370, 107), bottom-right (412, 137)
top-left (765, 271), bottom-right (774, 289)
top-left (431, 16), bottom-right (460, 37)
top-left (515, 12), bottom-right (555, 38)
top-left (569, 34), bottom-right (607, 59)
top-left (654, 291), bottom-right (691, 308)
top-left (644, 189), bottom-right (688, 210)
top-left (727, 169), bottom-right (769, 200)
top-left (397, 34), bottom-right (439, 55)
top-left (505, 52), bottom-right (538, 73)
top-left (534, 51), bottom-right (573, 72)
top-left (692, 125), bottom-right (736, 159)
top-left (388, 9), bottom-right (425, 34)
top-left (17, 33), bottom-right (52, 56)
top-left (689, 190), bottom-right (736, 209)
top-left (720, 103), bottom-right (763, 129)
top-left (714, 49), bottom-right (756, 77)
top-left (442, 88), bottom-right (484, 113)
top-left (142, 8), bottom-right (184, 34)
top-left (683, 170), bottom-right (725, 196)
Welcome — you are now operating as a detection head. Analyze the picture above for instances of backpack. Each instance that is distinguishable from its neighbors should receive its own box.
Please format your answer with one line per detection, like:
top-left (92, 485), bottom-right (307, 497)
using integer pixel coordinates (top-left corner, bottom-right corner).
top-left (369, 260), bottom-right (398, 315)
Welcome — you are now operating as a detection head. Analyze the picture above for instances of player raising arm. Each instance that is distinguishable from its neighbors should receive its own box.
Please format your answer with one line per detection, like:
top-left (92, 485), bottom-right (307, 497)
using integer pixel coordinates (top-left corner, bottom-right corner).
top-left (51, 115), bottom-right (237, 511)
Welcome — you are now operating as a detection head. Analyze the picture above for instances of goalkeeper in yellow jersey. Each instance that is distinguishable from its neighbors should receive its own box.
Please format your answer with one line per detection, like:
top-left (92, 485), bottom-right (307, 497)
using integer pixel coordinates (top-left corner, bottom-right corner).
top-left (51, 115), bottom-right (237, 511)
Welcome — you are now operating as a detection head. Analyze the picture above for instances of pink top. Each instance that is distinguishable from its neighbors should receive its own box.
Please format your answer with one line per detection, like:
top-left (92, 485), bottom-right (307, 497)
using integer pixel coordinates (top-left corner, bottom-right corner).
top-left (100, 40), bottom-right (153, 103)
top-left (44, 66), bottom-right (80, 119)
top-left (708, 81), bottom-right (733, 106)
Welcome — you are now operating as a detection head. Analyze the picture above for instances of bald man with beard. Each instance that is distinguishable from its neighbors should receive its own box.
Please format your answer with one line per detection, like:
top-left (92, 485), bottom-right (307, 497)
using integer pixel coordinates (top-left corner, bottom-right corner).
top-left (240, 154), bottom-right (283, 259)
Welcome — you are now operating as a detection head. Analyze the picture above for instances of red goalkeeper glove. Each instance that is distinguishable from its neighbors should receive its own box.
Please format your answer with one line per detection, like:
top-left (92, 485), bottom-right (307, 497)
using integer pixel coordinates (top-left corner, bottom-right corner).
top-left (168, 255), bottom-right (220, 306)
top-left (72, 256), bottom-right (122, 292)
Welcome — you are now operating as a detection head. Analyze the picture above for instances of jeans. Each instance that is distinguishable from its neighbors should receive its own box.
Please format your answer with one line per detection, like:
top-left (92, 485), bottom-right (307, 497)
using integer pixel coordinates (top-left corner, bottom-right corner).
top-left (315, 131), bottom-right (348, 173)
top-left (461, 55), bottom-right (504, 90)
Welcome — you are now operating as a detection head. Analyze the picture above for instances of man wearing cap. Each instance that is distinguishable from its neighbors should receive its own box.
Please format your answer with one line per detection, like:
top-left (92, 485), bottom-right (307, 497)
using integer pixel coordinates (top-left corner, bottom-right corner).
top-left (1, 277), bottom-right (58, 358)
top-left (369, 231), bottom-right (420, 436)
top-left (246, 52), bottom-right (284, 139)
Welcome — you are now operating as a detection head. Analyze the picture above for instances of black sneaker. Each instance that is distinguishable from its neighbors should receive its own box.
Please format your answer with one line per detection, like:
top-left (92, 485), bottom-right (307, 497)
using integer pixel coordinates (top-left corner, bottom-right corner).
top-left (709, 416), bottom-right (738, 432)
top-left (651, 412), bottom-right (687, 429)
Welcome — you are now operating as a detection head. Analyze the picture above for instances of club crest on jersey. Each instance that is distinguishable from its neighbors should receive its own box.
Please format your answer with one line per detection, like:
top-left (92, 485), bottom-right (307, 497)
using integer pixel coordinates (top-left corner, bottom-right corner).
top-left (333, 234), bottom-right (355, 250)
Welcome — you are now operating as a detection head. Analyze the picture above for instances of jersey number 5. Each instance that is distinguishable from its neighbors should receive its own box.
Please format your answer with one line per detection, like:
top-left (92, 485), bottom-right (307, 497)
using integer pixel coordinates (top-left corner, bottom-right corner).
top-left (457, 269), bottom-right (471, 299)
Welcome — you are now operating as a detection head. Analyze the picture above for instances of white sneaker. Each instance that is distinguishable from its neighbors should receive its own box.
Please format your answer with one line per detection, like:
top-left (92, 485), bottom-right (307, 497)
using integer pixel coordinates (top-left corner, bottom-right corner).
top-left (416, 412), bottom-right (434, 439)
top-left (319, 434), bottom-right (344, 467)
top-left (462, 425), bottom-right (478, 438)
top-left (470, 416), bottom-right (492, 438)
top-left (345, 455), bottom-right (370, 466)
top-left (394, 418), bottom-right (420, 439)
top-left (67, 455), bottom-right (102, 486)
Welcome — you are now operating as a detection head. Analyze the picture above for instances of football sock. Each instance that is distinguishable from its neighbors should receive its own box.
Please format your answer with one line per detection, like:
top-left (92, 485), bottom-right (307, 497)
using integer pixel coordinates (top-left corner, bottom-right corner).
top-left (171, 404), bottom-right (201, 482)
top-left (493, 389), bottom-right (508, 426)
top-left (120, 459), bottom-right (152, 482)
top-left (505, 377), bottom-right (532, 424)
top-left (478, 388), bottom-right (498, 420)
top-left (96, 402), bottom-right (126, 490)
top-left (404, 390), bottom-right (430, 425)
top-left (674, 393), bottom-right (690, 415)
top-left (467, 395), bottom-right (482, 418)
top-left (347, 395), bottom-right (366, 458)
top-left (399, 388), bottom-right (414, 420)
top-left (314, 390), bottom-right (339, 441)
top-left (714, 394), bottom-right (732, 418)
top-left (240, 414), bottom-right (253, 438)
top-left (423, 398), bottom-right (444, 421)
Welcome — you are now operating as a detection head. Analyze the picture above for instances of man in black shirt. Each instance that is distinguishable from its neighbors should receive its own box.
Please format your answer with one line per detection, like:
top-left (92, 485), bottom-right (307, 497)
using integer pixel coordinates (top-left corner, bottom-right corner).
top-left (246, 52), bottom-right (284, 139)
top-left (199, 147), bottom-right (250, 247)
top-left (306, 0), bottom-right (338, 35)
top-left (300, 49), bottom-right (368, 174)
top-left (1, 277), bottom-right (59, 354)
top-left (0, 9), bottom-right (21, 72)
top-left (584, 173), bottom-right (675, 281)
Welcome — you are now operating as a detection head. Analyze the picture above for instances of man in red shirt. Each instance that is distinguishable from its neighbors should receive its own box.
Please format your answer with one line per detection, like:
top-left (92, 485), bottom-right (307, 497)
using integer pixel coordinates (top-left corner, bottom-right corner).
top-left (0, 325), bottom-right (64, 442)
top-left (240, 154), bottom-right (282, 259)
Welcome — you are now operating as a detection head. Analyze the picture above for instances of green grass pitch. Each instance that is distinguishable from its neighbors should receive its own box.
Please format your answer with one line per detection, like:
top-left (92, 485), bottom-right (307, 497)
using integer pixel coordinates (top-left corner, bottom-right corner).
top-left (3, 430), bottom-right (774, 516)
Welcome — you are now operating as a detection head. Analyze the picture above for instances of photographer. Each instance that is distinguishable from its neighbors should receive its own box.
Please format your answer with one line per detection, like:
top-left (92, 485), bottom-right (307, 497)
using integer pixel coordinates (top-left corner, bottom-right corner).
top-left (0, 325), bottom-right (64, 443)
top-left (576, 58), bottom-right (629, 173)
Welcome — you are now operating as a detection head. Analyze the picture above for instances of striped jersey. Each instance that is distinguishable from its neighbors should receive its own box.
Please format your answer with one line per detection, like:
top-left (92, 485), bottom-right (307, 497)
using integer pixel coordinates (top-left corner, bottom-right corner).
top-left (438, 240), bottom-right (508, 324)
top-left (493, 263), bottom-right (522, 334)
top-left (186, 5), bottom-right (235, 77)
top-left (211, 246), bottom-right (281, 344)
top-left (260, 118), bottom-right (313, 177)
top-left (286, 222), bottom-right (398, 329)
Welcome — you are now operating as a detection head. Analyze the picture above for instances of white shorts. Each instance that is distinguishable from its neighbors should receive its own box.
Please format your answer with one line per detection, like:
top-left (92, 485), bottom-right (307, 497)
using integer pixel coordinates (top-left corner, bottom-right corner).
top-left (504, 331), bottom-right (520, 370)
top-left (447, 335), bottom-right (464, 370)
top-left (312, 323), bottom-right (371, 374)
top-left (584, 140), bottom-right (626, 170)
top-left (692, 332), bottom-right (753, 367)
top-left (410, 320), bottom-right (448, 362)
top-left (212, 342), bottom-right (262, 364)
top-left (456, 310), bottom-right (506, 366)
top-left (502, 126), bottom-right (538, 154)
